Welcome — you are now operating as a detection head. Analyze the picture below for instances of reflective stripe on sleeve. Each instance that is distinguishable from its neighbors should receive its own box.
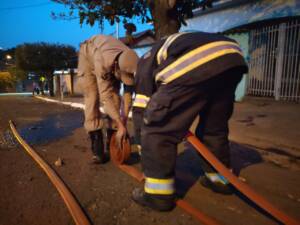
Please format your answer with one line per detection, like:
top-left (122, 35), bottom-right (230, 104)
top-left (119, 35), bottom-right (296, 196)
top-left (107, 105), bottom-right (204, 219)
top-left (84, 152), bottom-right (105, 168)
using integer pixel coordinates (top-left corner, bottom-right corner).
top-left (133, 94), bottom-right (150, 108)
top-left (155, 41), bottom-right (243, 84)
top-left (144, 177), bottom-right (175, 195)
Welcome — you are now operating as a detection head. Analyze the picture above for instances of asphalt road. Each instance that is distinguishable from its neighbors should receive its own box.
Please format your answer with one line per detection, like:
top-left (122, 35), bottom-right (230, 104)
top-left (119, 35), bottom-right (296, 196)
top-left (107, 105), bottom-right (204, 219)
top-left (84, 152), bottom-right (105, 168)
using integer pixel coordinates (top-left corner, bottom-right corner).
top-left (0, 96), bottom-right (299, 225)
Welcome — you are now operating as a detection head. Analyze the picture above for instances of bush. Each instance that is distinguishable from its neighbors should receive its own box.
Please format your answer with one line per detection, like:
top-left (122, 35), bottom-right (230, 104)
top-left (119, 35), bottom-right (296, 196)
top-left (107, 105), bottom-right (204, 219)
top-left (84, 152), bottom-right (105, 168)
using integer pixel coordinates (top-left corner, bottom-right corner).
top-left (0, 72), bottom-right (15, 92)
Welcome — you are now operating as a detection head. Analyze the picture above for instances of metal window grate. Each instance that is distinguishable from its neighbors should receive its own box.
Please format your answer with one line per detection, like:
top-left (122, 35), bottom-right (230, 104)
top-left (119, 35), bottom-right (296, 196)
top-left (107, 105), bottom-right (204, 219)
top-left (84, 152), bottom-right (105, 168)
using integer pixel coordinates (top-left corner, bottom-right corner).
top-left (247, 20), bottom-right (300, 102)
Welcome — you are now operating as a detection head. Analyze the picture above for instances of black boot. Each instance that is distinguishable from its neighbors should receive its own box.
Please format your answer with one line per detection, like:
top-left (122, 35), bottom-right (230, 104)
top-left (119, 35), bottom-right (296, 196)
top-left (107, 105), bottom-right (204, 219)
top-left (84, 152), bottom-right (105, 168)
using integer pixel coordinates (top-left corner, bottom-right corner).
top-left (89, 130), bottom-right (107, 164)
top-left (132, 188), bottom-right (175, 212)
top-left (199, 173), bottom-right (233, 195)
top-left (104, 128), bottom-right (115, 160)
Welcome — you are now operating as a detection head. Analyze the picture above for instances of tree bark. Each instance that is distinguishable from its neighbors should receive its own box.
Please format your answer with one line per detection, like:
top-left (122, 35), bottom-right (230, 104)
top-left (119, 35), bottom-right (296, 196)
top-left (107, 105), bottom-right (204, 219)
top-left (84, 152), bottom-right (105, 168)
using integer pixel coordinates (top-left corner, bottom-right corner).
top-left (70, 69), bottom-right (74, 95)
top-left (54, 75), bottom-right (60, 97)
top-left (150, 0), bottom-right (180, 39)
top-left (46, 72), bottom-right (55, 97)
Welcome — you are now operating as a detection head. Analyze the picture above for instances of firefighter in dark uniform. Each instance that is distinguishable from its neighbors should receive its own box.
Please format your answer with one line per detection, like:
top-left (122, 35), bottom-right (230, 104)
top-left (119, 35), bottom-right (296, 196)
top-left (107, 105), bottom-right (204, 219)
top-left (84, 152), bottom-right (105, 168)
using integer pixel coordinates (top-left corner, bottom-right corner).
top-left (132, 32), bottom-right (248, 211)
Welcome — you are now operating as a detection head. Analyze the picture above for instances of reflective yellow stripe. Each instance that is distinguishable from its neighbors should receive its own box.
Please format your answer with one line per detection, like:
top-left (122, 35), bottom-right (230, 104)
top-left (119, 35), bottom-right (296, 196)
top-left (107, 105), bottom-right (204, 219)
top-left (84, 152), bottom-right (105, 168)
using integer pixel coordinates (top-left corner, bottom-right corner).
top-left (145, 177), bottom-right (175, 195)
top-left (161, 33), bottom-right (186, 63)
top-left (157, 33), bottom-right (187, 65)
top-left (165, 49), bottom-right (242, 84)
top-left (146, 177), bottom-right (174, 184)
top-left (157, 36), bottom-right (174, 65)
top-left (155, 41), bottom-right (241, 83)
top-left (144, 187), bottom-right (174, 195)
top-left (135, 94), bottom-right (150, 100)
top-left (132, 102), bottom-right (147, 108)
top-left (133, 94), bottom-right (150, 108)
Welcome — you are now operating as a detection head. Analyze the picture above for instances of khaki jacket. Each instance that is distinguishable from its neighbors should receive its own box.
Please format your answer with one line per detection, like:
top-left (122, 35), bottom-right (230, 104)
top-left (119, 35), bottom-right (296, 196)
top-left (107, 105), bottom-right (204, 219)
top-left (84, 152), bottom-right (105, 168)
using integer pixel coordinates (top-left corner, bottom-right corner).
top-left (78, 35), bottom-right (134, 120)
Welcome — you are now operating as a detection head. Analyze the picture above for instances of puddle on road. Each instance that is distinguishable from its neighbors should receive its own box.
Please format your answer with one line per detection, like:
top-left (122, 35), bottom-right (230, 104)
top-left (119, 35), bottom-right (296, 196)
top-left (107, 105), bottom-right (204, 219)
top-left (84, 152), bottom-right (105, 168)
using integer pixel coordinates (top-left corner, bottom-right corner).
top-left (18, 110), bottom-right (83, 145)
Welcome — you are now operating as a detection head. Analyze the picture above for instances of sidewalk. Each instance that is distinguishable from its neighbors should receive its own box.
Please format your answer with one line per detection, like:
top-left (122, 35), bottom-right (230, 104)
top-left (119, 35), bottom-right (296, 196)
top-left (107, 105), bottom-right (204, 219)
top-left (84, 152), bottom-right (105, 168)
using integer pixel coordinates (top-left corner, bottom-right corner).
top-left (229, 97), bottom-right (300, 157)
top-left (35, 95), bottom-right (300, 157)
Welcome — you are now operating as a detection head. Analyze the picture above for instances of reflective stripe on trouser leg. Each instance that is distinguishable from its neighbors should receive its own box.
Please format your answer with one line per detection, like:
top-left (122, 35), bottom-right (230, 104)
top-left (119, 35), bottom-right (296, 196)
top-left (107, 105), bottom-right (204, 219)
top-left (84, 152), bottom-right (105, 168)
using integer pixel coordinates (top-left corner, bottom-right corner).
top-left (145, 177), bottom-right (175, 195)
top-left (141, 74), bottom-right (242, 192)
top-left (205, 173), bottom-right (229, 185)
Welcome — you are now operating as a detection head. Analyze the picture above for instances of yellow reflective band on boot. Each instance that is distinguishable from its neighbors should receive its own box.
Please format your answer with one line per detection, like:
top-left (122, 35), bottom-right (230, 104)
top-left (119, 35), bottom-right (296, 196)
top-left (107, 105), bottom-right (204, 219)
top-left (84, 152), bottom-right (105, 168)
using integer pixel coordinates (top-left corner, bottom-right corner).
top-left (155, 41), bottom-right (243, 84)
top-left (133, 94), bottom-right (150, 108)
top-left (144, 177), bottom-right (175, 195)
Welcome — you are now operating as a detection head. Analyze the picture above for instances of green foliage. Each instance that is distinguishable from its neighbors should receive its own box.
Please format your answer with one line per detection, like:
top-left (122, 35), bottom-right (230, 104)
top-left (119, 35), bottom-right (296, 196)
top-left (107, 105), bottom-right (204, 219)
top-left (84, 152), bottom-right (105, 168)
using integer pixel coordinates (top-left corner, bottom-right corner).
top-left (52, 0), bottom-right (149, 29)
top-left (15, 42), bottom-right (77, 75)
top-left (51, 0), bottom-right (214, 34)
top-left (15, 42), bottom-right (77, 96)
top-left (7, 66), bottom-right (27, 81)
top-left (0, 72), bottom-right (15, 92)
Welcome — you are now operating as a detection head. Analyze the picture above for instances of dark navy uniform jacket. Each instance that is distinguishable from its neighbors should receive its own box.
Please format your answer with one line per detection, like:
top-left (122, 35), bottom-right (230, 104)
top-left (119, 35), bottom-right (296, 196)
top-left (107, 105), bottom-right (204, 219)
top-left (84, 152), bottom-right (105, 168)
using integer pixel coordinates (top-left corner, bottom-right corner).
top-left (132, 31), bottom-right (248, 130)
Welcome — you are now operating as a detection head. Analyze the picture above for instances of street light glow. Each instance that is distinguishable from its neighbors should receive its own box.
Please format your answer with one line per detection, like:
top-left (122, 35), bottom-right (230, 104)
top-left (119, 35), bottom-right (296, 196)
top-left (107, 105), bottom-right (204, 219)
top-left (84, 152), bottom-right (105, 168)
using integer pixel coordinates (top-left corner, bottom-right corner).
top-left (6, 54), bottom-right (12, 60)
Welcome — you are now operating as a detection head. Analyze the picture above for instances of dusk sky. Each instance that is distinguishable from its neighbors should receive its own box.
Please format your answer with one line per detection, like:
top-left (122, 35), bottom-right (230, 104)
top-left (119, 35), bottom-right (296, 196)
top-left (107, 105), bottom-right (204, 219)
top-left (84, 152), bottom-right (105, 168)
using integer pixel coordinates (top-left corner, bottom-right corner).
top-left (0, 0), bottom-right (152, 50)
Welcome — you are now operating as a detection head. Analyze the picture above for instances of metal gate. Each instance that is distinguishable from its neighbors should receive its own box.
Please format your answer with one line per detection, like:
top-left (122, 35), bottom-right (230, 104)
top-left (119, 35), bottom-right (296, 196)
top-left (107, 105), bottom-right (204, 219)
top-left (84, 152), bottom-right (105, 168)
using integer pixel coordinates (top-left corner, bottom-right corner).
top-left (248, 19), bottom-right (300, 101)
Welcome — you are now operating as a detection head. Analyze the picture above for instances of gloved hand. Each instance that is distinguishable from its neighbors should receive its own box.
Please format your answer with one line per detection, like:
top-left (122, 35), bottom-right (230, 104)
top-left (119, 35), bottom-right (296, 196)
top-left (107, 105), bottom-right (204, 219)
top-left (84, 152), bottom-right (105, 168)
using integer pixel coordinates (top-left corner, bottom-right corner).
top-left (115, 121), bottom-right (127, 150)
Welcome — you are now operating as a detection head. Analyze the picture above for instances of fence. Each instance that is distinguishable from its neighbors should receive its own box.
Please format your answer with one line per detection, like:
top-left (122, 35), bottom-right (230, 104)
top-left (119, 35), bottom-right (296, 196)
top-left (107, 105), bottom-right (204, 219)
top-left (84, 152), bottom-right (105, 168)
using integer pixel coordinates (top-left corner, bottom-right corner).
top-left (247, 19), bottom-right (300, 101)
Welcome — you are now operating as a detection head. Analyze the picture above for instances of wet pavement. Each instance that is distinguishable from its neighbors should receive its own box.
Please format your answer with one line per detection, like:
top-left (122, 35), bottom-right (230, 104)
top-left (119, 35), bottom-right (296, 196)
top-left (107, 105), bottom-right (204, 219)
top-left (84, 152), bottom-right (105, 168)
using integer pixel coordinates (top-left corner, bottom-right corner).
top-left (18, 110), bottom-right (83, 146)
top-left (1, 95), bottom-right (300, 225)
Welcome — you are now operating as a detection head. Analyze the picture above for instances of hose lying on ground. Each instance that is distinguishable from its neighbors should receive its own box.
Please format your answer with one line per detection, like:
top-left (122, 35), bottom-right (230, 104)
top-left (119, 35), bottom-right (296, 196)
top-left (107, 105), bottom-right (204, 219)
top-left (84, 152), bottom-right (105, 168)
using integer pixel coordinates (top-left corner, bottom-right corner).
top-left (110, 131), bottom-right (300, 225)
top-left (10, 118), bottom-right (298, 225)
top-left (9, 120), bottom-right (91, 225)
top-left (186, 131), bottom-right (300, 225)
top-left (109, 132), bottom-right (222, 225)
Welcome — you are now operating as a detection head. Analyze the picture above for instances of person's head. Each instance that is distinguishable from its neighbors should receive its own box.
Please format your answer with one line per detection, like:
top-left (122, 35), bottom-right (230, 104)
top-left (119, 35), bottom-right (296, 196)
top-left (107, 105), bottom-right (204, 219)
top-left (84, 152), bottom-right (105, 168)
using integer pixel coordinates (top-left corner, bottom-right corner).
top-left (114, 49), bottom-right (139, 85)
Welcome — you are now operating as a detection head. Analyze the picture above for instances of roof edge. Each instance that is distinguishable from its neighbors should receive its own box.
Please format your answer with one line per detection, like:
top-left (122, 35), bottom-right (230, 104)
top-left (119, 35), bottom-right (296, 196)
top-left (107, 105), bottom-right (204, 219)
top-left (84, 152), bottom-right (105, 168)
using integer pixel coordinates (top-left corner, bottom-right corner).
top-left (193, 0), bottom-right (260, 17)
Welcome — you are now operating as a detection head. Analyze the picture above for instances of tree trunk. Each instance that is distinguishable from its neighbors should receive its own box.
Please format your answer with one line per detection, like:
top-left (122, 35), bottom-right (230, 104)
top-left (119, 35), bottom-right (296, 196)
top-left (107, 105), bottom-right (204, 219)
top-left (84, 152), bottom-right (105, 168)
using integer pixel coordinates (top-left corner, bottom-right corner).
top-left (55, 75), bottom-right (61, 97)
top-left (70, 69), bottom-right (74, 95)
top-left (150, 0), bottom-right (180, 39)
top-left (46, 72), bottom-right (55, 97)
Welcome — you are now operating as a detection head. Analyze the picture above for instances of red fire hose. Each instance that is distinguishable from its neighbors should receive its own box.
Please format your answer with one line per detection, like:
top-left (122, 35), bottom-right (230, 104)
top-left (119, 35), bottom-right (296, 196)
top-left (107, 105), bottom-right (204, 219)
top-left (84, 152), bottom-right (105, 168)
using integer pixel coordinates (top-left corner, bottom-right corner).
top-left (9, 120), bottom-right (91, 225)
top-left (10, 119), bottom-right (299, 225)
top-left (110, 132), bottom-right (222, 225)
top-left (110, 131), bottom-right (300, 225)
top-left (186, 131), bottom-right (299, 225)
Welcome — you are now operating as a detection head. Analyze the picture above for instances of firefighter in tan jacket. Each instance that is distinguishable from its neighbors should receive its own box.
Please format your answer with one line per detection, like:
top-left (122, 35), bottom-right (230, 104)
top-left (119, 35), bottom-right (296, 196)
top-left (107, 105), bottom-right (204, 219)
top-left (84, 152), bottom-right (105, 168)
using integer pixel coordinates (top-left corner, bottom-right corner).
top-left (78, 35), bottom-right (138, 163)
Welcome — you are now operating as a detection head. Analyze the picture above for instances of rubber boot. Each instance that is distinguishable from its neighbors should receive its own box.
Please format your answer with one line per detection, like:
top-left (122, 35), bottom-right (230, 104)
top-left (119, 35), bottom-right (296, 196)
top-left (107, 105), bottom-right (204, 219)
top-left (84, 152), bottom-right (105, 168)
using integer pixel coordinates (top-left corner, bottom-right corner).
top-left (89, 130), bottom-right (107, 164)
top-left (104, 128), bottom-right (115, 160)
top-left (199, 173), bottom-right (233, 195)
top-left (132, 188), bottom-right (175, 212)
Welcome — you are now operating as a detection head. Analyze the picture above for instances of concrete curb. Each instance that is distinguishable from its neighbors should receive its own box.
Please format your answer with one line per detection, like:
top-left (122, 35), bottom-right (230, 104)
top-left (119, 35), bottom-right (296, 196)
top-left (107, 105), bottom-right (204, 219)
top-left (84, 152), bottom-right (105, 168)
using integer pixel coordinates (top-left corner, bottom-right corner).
top-left (34, 96), bottom-right (85, 110)
top-left (34, 96), bottom-right (133, 117)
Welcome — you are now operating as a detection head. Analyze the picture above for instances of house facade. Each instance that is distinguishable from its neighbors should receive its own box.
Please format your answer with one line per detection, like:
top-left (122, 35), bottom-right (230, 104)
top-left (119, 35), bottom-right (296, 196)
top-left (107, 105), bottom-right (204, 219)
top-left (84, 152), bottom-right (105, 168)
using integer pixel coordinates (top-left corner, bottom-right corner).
top-left (181, 0), bottom-right (300, 101)
top-left (58, 1), bottom-right (300, 102)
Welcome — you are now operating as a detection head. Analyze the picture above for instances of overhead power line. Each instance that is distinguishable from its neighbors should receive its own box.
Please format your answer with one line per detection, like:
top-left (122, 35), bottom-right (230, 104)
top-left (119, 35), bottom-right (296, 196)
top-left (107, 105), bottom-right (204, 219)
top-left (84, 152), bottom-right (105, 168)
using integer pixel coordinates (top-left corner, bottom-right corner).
top-left (0, 2), bottom-right (52, 11)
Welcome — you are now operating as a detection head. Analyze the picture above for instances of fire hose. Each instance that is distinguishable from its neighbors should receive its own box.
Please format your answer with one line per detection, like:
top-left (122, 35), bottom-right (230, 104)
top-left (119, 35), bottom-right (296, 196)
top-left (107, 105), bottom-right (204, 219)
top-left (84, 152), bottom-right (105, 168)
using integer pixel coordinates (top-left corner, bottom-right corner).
top-left (9, 119), bottom-right (221, 225)
top-left (185, 131), bottom-right (299, 225)
top-left (9, 120), bottom-right (299, 225)
top-left (110, 132), bottom-right (300, 225)
top-left (9, 120), bottom-right (91, 225)
top-left (109, 132), bottom-right (222, 225)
